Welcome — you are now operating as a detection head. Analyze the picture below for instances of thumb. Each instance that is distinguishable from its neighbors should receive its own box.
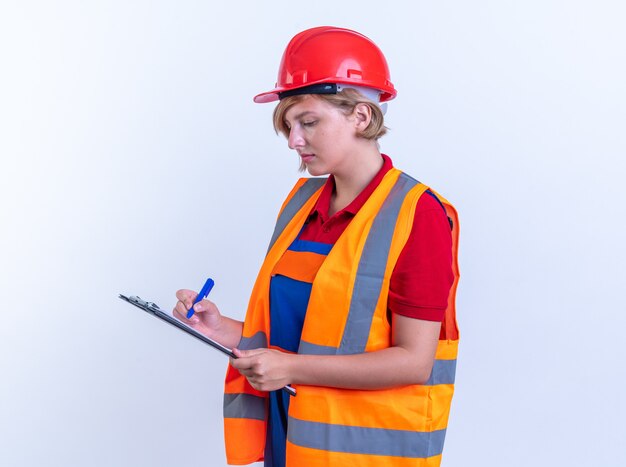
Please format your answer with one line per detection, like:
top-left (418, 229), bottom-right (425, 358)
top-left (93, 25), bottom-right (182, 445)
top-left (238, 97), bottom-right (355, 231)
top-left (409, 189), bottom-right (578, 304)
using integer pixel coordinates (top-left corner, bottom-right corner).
top-left (230, 348), bottom-right (248, 368)
top-left (233, 348), bottom-right (266, 358)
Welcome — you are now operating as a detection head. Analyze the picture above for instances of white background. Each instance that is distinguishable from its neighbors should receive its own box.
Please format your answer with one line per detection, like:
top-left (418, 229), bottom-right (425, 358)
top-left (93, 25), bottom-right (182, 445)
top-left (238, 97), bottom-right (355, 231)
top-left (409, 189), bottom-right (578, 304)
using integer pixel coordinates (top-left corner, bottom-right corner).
top-left (1, 1), bottom-right (625, 466)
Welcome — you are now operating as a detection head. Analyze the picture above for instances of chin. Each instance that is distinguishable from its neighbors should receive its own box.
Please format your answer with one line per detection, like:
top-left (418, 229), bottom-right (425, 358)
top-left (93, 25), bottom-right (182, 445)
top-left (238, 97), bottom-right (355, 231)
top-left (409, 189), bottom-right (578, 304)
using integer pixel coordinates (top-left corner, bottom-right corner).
top-left (306, 169), bottom-right (328, 177)
top-left (305, 165), bottom-right (330, 177)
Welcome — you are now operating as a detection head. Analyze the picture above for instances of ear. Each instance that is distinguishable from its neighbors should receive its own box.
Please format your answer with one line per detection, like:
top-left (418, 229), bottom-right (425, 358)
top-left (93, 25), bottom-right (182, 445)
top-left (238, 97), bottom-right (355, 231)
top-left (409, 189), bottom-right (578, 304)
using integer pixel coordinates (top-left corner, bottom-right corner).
top-left (353, 103), bottom-right (372, 133)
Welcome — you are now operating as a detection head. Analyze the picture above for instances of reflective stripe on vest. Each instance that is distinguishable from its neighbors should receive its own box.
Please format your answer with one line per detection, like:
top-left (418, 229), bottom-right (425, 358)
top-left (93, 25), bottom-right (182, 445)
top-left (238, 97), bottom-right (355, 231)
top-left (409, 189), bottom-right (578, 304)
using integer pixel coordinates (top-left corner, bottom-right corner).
top-left (223, 393), bottom-right (266, 420)
top-left (288, 416), bottom-right (447, 458)
top-left (238, 331), bottom-right (267, 350)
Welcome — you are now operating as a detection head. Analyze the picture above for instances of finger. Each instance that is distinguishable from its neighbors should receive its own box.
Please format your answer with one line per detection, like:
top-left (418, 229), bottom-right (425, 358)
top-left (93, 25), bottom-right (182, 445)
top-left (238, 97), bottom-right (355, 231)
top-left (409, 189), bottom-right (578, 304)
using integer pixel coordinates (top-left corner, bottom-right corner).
top-left (247, 379), bottom-right (262, 391)
top-left (233, 348), bottom-right (266, 358)
top-left (173, 302), bottom-right (190, 318)
top-left (173, 305), bottom-right (199, 325)
top-left (241, 369), bottom-right (256, 379)
top-left (175, 289), bottom-right (197, 301)
top-left (175, 289), bottom-right (198, 309)
top-left (230, 358), bottom-right (251, 371)
top-left (173, 301), bottom-right (188, 316)
top-left (192, 301), bottom-right (207, 314)
top-left (230, 353), bottom-right (263, 371)
top-left (173, 307), bottom-right (188, 321)
top-left (194, 299), bottom-right (218, 314)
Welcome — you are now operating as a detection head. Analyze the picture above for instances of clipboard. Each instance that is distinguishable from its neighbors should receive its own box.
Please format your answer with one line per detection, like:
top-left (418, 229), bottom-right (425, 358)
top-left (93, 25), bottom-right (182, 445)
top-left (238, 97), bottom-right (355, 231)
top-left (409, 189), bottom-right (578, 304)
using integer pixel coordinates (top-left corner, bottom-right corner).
top-left (119, 294), bottom-right (296, 396)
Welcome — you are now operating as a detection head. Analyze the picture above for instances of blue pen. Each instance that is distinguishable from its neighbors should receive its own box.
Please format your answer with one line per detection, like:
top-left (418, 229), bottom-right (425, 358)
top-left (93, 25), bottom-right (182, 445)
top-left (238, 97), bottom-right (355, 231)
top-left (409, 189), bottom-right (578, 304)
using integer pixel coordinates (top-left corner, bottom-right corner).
top-left (187, 278), bottom-right (215, 319)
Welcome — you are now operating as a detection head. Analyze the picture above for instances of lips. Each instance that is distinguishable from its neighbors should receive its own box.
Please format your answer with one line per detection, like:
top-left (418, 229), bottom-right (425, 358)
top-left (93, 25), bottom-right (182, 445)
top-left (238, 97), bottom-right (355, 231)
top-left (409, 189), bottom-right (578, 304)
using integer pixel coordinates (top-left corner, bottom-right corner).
top-left (300, 153), bottom-right (315, 163)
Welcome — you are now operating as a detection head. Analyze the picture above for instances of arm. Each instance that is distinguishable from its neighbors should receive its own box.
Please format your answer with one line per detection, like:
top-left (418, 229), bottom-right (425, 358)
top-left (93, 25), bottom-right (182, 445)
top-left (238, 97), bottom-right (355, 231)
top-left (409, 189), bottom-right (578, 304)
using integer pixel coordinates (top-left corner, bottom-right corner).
top-left (230, 314), bottom-right (440, 392)
top-left (173, 289), bottom-right (243, 350)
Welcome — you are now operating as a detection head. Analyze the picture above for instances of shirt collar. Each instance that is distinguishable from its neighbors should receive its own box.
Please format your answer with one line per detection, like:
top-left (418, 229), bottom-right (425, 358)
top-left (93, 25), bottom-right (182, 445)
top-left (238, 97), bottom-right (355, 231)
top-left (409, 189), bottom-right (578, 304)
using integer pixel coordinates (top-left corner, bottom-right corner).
top-left (308, 154), bottom-right (394, 223)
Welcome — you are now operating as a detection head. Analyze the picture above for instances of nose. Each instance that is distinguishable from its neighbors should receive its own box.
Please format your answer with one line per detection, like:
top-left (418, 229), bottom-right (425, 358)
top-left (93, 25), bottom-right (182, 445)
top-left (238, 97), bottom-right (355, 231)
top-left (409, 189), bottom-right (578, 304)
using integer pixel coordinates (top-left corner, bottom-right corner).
top-left (288, 126), bottom-right (305, 150)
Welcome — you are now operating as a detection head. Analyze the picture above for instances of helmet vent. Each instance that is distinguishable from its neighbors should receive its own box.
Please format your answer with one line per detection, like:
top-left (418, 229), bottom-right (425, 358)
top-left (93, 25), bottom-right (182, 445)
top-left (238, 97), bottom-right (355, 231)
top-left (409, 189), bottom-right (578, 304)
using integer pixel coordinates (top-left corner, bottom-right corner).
top-left (347, 69), bottom-right (363, 79)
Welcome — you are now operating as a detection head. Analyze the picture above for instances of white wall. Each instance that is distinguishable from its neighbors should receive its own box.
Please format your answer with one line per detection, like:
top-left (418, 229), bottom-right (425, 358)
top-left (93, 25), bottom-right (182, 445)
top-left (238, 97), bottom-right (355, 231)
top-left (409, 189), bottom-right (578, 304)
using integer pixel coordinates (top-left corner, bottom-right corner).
top-left (1, 1), bottom-right (624, 465)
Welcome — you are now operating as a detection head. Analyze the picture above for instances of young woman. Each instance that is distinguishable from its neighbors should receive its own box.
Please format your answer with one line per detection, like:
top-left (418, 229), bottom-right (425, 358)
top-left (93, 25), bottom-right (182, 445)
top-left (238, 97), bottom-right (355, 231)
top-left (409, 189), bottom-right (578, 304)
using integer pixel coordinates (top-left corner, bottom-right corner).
top-left (173, 26), bottom-right (460, 467)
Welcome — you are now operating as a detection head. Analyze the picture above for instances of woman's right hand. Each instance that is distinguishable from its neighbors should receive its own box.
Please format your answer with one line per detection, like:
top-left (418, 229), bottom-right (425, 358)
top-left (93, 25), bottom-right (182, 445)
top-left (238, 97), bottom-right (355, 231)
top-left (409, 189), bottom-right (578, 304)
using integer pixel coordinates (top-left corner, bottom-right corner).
top-left (173, 289), bottom-right (223, 339)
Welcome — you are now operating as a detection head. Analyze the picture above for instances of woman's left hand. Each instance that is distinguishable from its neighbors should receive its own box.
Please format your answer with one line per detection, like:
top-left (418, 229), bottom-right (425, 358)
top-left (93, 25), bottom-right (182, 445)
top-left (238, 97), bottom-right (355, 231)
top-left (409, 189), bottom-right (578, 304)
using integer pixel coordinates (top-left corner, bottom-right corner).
top-left (230, 348), bottom-right (294, 392)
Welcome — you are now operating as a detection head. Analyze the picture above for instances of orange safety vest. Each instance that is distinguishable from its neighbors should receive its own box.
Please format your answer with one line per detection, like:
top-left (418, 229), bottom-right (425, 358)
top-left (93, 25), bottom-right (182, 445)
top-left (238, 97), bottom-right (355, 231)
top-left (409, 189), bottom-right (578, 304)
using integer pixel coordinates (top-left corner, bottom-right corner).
top-left (224, 168), bottom-right (460, 466)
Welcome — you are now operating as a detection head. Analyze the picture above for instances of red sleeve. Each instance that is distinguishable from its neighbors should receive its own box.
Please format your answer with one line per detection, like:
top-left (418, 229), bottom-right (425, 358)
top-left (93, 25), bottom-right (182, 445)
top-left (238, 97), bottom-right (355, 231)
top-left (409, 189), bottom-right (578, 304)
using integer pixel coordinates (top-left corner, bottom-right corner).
top-left (388, 192), bottom-right (454, 322)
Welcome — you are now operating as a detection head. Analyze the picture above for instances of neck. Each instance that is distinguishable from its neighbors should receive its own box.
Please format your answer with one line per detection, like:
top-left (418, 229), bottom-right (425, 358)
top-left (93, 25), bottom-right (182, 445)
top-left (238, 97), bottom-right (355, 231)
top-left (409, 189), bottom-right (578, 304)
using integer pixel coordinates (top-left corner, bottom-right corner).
top-left (330, 146), bottom-right (383, 215)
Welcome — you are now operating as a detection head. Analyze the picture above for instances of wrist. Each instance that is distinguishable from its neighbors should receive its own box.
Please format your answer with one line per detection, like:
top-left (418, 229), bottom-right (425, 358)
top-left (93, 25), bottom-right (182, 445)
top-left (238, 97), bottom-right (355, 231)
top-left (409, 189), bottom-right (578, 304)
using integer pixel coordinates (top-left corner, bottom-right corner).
top-left (193, 313), bottom-right (223, 341)
top-left (206, 316), bottom-right (243, 350)
top-left (287, 353), bottom-right (305, 385)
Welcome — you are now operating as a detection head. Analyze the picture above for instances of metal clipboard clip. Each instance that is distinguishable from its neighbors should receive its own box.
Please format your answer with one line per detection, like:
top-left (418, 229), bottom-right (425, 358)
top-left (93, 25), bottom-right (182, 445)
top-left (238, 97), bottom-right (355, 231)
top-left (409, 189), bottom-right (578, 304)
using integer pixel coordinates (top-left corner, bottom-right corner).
top-left (118, 293), bottom-right (297, 397)
top-left (124, 295), bottom-right (161, 312)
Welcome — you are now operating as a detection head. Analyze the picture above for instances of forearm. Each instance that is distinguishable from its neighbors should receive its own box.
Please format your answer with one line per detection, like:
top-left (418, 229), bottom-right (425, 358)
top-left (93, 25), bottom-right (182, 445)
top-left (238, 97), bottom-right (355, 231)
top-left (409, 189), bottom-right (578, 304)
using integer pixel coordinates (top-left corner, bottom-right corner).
top-left (288, 346), bottom-right (435, 390)
top-left (231, 316), bottom-right (440, 392)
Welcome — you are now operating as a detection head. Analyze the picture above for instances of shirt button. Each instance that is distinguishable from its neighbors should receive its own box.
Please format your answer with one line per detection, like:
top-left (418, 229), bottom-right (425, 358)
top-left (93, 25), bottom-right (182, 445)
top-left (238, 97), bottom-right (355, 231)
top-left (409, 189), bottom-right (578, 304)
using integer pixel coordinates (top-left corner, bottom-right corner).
top-left (323, 226), bottom-right (330, 233)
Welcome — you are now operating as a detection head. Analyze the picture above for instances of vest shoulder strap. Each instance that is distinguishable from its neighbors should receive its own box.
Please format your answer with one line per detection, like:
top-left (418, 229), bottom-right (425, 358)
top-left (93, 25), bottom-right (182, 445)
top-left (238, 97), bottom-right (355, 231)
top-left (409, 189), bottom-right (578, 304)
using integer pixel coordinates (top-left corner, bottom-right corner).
top-left (267, 177), bottom-right (326, 254)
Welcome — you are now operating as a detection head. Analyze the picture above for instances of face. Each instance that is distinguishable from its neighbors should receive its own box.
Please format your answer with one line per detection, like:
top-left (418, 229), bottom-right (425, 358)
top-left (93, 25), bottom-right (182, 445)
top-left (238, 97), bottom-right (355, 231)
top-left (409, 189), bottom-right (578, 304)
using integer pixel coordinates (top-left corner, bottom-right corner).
top-left (283, 95), bottom-right (362, 177)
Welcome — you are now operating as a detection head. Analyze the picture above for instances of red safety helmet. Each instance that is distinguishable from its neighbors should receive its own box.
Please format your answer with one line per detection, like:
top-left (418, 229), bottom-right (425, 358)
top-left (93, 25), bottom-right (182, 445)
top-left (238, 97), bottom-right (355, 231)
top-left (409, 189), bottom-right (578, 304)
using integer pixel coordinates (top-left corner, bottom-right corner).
top-left (253, 26), bottom-right (397, 104)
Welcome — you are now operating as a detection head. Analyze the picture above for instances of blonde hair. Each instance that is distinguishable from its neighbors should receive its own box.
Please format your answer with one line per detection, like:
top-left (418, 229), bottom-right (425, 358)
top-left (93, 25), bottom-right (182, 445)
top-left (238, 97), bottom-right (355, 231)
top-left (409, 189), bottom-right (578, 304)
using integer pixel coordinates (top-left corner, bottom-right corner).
top-left (273, 88), bottom-right (388, 140)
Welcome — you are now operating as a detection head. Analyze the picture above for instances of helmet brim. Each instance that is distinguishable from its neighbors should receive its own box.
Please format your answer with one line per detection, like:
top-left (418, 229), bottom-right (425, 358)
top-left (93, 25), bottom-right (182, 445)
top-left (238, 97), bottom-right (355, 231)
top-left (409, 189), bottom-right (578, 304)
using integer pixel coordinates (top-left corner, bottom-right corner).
top-left (253, 89), bottom-right (281, 104)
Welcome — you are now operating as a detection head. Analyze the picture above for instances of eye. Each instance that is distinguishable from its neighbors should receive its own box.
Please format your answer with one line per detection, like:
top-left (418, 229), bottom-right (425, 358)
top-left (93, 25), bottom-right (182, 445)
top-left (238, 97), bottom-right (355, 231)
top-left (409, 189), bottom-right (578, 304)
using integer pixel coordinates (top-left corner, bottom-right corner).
top-left (302, 120), bottom-right (318, 128)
